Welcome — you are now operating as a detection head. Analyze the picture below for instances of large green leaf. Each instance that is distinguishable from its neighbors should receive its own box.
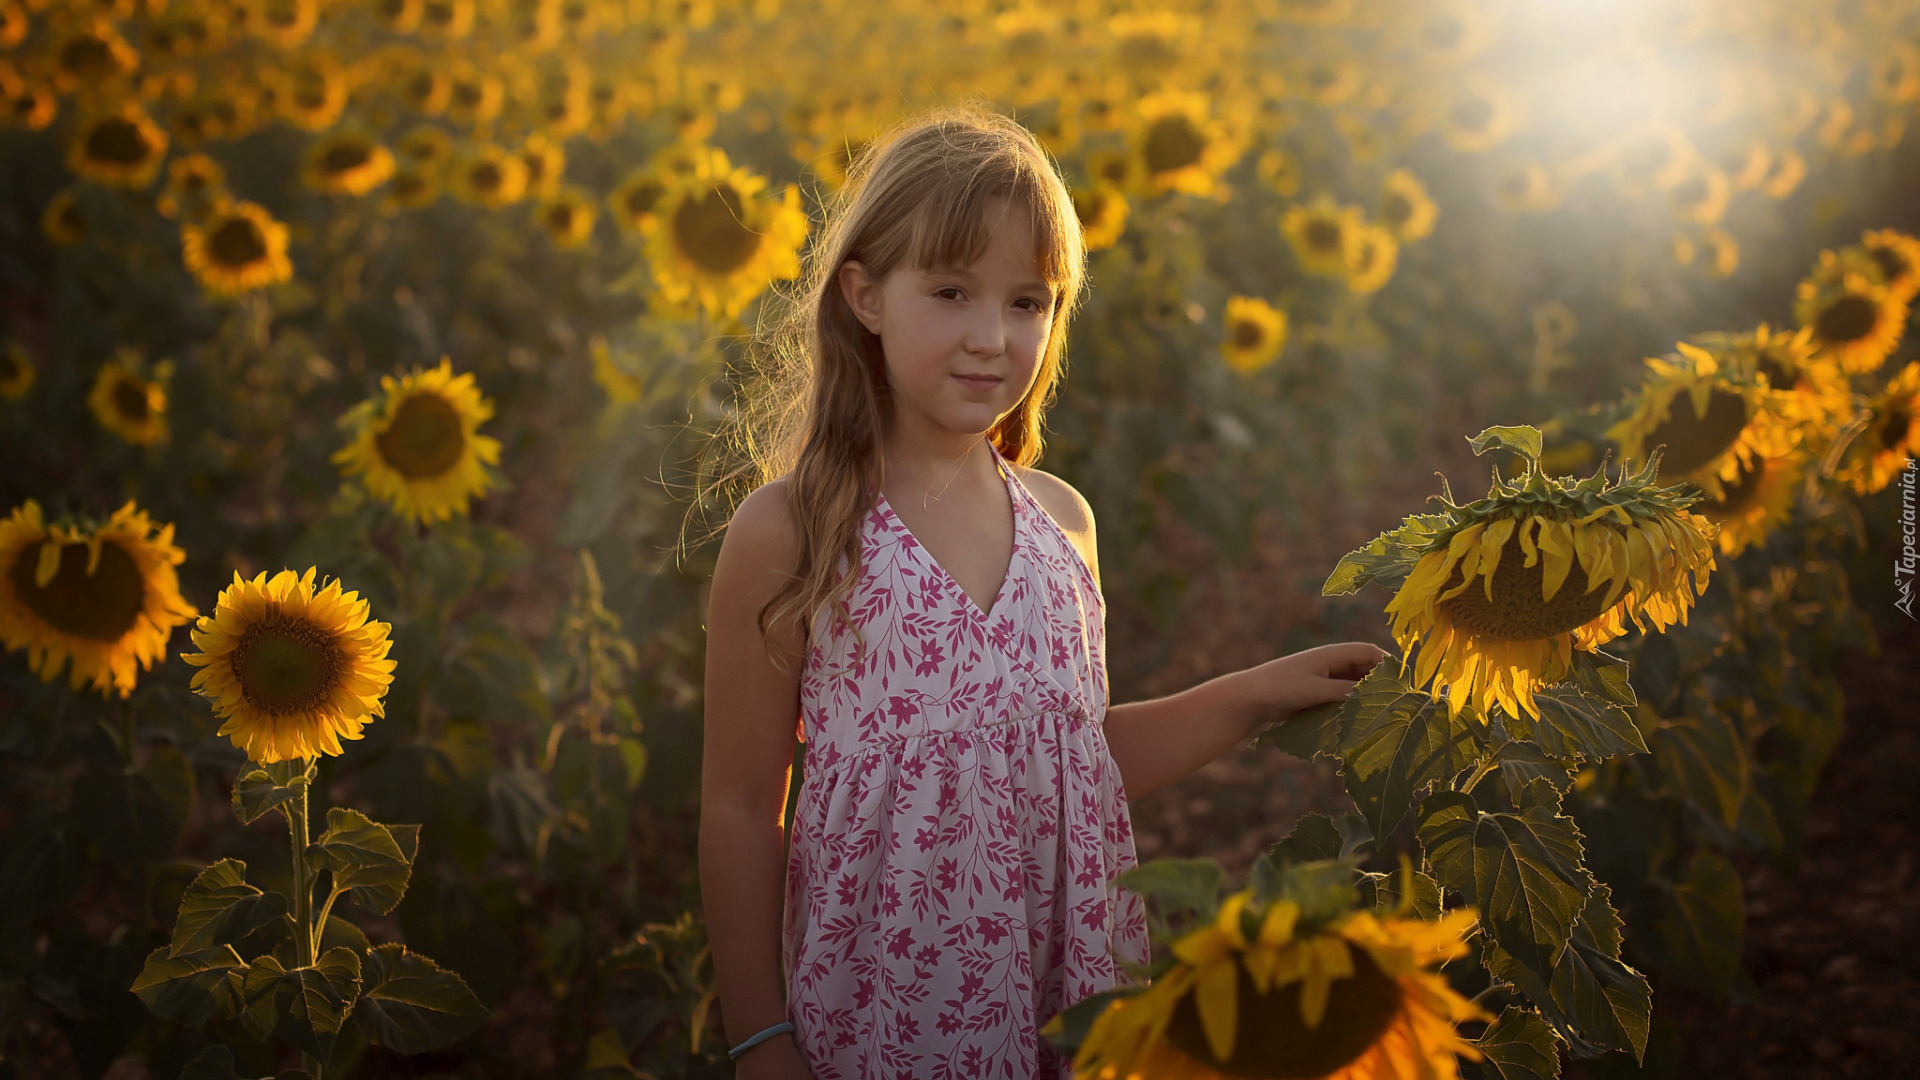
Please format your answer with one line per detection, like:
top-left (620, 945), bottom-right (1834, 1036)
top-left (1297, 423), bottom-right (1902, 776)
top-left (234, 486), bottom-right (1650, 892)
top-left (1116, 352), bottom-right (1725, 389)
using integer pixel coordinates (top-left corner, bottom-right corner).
top-left (309, 808), bottom-right (416, 915)
top-left (353, 944), bottom-right (489, 1053)
top-left (1321, 513), bottom-right (1451, 596)
top-left (132, 944), bottom-right (247, 1026)
top-left (1524, 681), bottom-right (1646, 762)
top-left (1653, 853), bottom-right (1744, 1001)
top-left (1257, 699), bottom-right (1342, 761)
top-left (1336, 663), bottom-right (1481, 840)
top-left (1492, 737), bottom-right (1577, 804)
top-left (1469, 425), bottom-right (1546, 462)
top-left (1418, 782), bottom-right (1591, 979)
top-left (233, 761), bottom-right (311, 826)
top-left (1645, 708), bottom-right (1749, 829)
top-left (169, 859), bottom-right (286, 958)
top-left (1464, 1007), bottom-right (1560, 1080)
top-left (1114, 858), bottom-right (1224, 942)
top-left (241, 947), bottom-right (363, 1059)
top-left (1265, 811), bottom-right (1372, 867)
top-left (1548, 888), bottom-right (1652, 1062)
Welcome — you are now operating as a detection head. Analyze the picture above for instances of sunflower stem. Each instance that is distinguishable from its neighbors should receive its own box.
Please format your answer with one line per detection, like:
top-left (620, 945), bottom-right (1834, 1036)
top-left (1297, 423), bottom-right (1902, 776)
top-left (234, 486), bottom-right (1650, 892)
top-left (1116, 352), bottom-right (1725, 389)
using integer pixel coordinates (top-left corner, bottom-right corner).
top-left (1457, 756), bottom-right (1498, 796)
top-left (286, 762), bottom-right (315, 969)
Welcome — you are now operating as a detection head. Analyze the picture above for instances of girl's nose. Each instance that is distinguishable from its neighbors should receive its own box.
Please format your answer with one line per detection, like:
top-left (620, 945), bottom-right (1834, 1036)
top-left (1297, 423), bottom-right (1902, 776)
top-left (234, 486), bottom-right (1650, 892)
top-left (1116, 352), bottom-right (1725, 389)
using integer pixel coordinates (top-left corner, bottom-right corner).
top-left (963, 310), bottom-right (1008, 358)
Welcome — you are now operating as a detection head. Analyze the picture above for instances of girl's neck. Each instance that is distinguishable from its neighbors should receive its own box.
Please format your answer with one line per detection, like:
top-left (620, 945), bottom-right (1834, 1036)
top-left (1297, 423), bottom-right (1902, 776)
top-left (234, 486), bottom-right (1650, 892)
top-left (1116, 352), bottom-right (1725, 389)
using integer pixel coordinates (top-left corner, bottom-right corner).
top-left (879, 426), bottom-right (1000, 505)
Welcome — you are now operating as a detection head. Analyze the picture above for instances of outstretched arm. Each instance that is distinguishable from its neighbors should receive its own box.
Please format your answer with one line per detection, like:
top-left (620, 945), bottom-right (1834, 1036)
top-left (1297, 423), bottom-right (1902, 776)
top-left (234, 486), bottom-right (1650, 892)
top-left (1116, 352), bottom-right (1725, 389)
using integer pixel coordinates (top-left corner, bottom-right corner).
top-left (1102, 642), bottom-right (1385, 801)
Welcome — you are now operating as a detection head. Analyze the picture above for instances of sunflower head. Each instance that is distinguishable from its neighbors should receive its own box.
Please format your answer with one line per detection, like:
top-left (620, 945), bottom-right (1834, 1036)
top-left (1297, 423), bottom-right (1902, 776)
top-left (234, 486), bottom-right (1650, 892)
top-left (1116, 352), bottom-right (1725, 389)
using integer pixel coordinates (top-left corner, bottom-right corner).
top-left (331, 357), bottom-right (502, 525)
top-left (89, 350), bottom-right (170, 446)
top-left (447, 143), bottom-right (528, 208)
top-left (181, 567), bottom-right (395, 764)
top-left (539, 187), bottom-right (597, 249)
top-left (1131, 89), bottom-right (1243, 198)
top-left (1071, 183), bottom-right (1130, 252)
top-left (1057, 859), bottom-right (1488, 1080)
top-left (1606, 340), bottom-right (1803, 501)
top-left (1282, 198), bottom-right (1364, 278)
top-left (1346, 224), bottom-right (1400, 295)
top-left (303, 130), bottom-right (397, 195)
top-left (1361, 426), bottom-right (1717, 723)
top-left (647, 146), bottom-right (809, 320)
top-left (1379, 169), bottom-right (1437, 241)
top-left (181, 200), bottom-right (294, 297)
top-left (1, 499), bottom-right (198, 697)
top-left (1794, 251), bottom-right (1910, 374)
top-left (1857, 228), bottom-right (1920, 303)
top-left (69, 103), bottom-right (169, 188)
top-left (1836, 361), bottom-right (1920, 496)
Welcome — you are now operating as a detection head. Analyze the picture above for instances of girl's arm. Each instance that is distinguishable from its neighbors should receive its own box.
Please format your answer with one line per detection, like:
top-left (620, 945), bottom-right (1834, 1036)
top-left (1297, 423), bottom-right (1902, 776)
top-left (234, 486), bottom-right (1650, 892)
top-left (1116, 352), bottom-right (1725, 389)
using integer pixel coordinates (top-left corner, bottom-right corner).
top-left (1104, 644), bottom-right (1386, 801)
top-left (699, 481), bottom-right (812, 1075)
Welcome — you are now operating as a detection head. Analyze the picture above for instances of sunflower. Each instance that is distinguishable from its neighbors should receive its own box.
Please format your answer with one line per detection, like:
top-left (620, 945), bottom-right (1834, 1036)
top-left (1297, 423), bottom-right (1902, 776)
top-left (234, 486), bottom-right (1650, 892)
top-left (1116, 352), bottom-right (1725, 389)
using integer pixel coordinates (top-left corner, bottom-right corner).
top-left (1130, 90), bottom-right (1244, 198)
top-left (157, 152), bottom-right (227, 220)
top-left (1439, 77), bottom-right (1516, 153)
top-left (182, 200), bottom-right (293, 296)
top-left (392, 58), bottom-right (451, 115)
top-left (1794, 257), bottom-right (1909, 374)
top-left (0, 499), bottom-right (198, 698)
top-left (533, 61), bottom-right (591, 138)
top-left (68, 103), bottom-right (169, 188)
top-left (1296, 54), bottom-right (1364, 107)
top-left (417, 0), bottom-right (476, 39)
top-left (517, 133), bottom-right (567, 199)
top-left (1346, 225), bottom-right (1399, 295)
top-left (1667, 166), bottom-right (1730, 225)
top-left (1378, 170), bottom-right (1436, 242)
top-left (1492, 161), bottom-right (1562, 215)
top-left (51, 18), bottom-right (141, 93)
top-left (275, 53), bottom-right (348, 131)
top-left (249, 0), bottom-right (319, 49)
top-left (1381, 428), bottom-right (1718, 723)
top-left (1071, 183), bottom-right (1129, 253)
top-left (1691, 324), bottom-right (1851, 434)
top-left (442, 64), bottom-right (502, 126)
top-left (332, 357), bottom-right (501, 525)
top-left (4, 77), bottom-right (58, 131)
top-left (1858, 228), bottom-right (1920, 303)
top-left (607, 166), bottom-right (667, 234)
top-left (303, 130), bottom-right (395, 195)
top-left (1693, 451), bottom-right (1804, 558)
top-left (1282, 198), bottom-right (1364, 278)
top-left (1836, 362), bottom-right (1920, 496)
top-left (646, 145), bottom-right (809, 321)
top-left (447, 142), bottom-right (528, 208)
top-left (1221, 296), bottom-right (1287, 374)
top-left (382, 168), bottom-right (439, 213)
top-left (89, 352), bottom-right (167, 445)
top-left (1606, 340), bottom-right (1804, 503)
top-left (372, 0), bottom-right (424, 33)
top-left (1256, 147), bottom-right (1302, 198)
top-left (1, 342), bottom-right (33, 399)
top-left (395, 124), bottom-right (453, 172)
top-left (1065, 886), bottom-right (1488, 1080)
top-left (1759, 149), bottom-right (1806, 199)
top-left (538, 186), bottom-right (596, 249)
top-left (181, 567), bottom-right (395, 765)
top-left (42, 186), bottom-right (87, 245)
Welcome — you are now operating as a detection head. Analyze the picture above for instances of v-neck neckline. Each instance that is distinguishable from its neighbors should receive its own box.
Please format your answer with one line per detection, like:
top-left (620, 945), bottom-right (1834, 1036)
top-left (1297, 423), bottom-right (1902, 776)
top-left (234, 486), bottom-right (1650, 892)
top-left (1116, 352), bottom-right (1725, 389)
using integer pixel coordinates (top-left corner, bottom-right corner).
top-left (873, 445), bottom-right (1023, 621)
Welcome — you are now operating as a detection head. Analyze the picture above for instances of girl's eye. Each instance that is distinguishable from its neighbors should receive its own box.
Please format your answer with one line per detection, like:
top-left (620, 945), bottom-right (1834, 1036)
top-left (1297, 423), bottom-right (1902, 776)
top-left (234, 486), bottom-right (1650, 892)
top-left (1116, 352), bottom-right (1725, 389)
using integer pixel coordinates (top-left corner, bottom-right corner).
top-left (1016, 297), bottom-right (1047, 313)
top-left (935, 287), bottom-right (964, 301)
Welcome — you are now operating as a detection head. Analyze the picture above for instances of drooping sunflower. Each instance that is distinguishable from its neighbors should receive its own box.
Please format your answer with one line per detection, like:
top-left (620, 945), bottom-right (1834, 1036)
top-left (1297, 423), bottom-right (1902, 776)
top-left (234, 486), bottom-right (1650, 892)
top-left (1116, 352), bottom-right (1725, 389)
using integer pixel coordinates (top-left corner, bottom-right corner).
top-left (1378, 169), bottom-right (1437, 242)
top-left (332, 357), bottom-right (502, 525)
top-left (1, 342), bottom-right (34, 399)
top-left (1221, 296), bottom-right (1287, 374)
top-left (89, 352), bottom-right (169, 446)
top-left (1282, 198), bottom-right (1364, 278)
top-left (181, 200), bottom-right (293, 296)
top-left (180, 567), bottom-right (395, 765)
top-left (1692, 450), bottom-right (1805, 558)
top-left (538, 186), bottom-right (596, 249)
top-left (0, 499), bottom-right (198, 698)
top-left (302, 129), bottom-right (395, 195)
top-left (1793, 255), bottom-right (1909, 374)
top-left (68, 103), bottom-right (169, 188)
top-left (646, 145), bottom-right (809, 321)
top-left (1129, 90), bottom-right (1244, 198)
top-left (1071, 183), bottom-right (1129, 252)
top-left (1835, 362), bottom-right (1920, 496)
top-left (1378, 427), bottom-right (1717, 723)
top-left (447, 142), bottom-right (528, 208)
top-left (1857, 227), bottom-right (1920, 303)
top-left (1346, 225), bottom-right (1400, 295)
top-left (1689, 324), bottom-right (1851, 441)
top-left (1062, 884), bottom-right (1488, 1080)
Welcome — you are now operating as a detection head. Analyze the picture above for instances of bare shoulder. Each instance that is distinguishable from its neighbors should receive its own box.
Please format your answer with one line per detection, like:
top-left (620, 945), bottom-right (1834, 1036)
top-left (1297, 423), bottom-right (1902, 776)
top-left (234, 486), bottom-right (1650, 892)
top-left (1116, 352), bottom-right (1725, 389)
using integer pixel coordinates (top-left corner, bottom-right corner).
top-left (1011, 465), bottom-right (1100, 582)
top-left (713, 478), bottom-right (800, 589)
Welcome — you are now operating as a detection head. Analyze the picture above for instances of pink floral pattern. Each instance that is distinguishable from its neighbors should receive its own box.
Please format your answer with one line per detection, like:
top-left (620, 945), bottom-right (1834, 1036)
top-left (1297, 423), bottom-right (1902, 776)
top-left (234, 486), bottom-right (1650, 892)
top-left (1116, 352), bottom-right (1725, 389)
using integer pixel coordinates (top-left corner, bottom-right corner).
top-left (783, 443), bottom-right (1149, 1079)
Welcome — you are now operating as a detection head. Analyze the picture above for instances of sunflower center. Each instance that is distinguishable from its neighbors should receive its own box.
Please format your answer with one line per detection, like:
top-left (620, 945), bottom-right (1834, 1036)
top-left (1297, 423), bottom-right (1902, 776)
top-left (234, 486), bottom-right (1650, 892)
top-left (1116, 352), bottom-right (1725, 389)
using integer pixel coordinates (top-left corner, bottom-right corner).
top-left (112, 376), bottom-right (152, 421)
top-left (1814, 294), bottom-right (1882, 344)
top-left (86, 117), bottom-right (156, 166)
top-left (1164, 947), bottom-right (1404, 1079)
top-left (208, 216), bottom-right (269, 267)
top-left (1754, 353), bottom-right (1798, 389)
top-left (232, 613), bottom-right (345, 715)
top-left (1645, 388), bottom-right (1748, 477)
top-left (1143, 114), bottom-right (1206, 175)
top-left (1381, 192), bottom-right (1411, 226)
top-left (1879, 403), bottom-right (1914, 448)
top-left (423, 0), bottom-right (455, 27)
top-left (622, 178), bottom-right (664, 218)
top-left (452, 81), bottom-right (484, 109)
top-left (9, 539), bottom-right (146, 642)
top-left (375, 391), bottom-right (467, 479)
top-left (1437, 527), bottom-right (1615, 640)
top-left (1305, 219), bottom-right (1343, 252)
top-left (1230, 318), bottom-right (1267, 350)
top-left (1703, 457), bottom-right (1767, 517)
top-left (320, 141), bottom-right (372, 176)
top-left (545, 203), bottom-right (578, 231)
top-left (468, 161), bottom-right (503, 193)
top-left (672, 184), bottom-right (761, 275)
top-left (59, 35), bottom-right (121, 80)
top-left (1868, 245), bottom-right (1911, 285)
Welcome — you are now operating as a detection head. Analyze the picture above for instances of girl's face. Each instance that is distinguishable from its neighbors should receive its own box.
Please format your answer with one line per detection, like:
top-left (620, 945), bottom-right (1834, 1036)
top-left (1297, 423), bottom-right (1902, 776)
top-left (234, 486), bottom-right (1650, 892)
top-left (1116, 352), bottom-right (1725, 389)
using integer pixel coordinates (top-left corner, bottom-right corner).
top-left (838, 198), bottom-right (1057, 445)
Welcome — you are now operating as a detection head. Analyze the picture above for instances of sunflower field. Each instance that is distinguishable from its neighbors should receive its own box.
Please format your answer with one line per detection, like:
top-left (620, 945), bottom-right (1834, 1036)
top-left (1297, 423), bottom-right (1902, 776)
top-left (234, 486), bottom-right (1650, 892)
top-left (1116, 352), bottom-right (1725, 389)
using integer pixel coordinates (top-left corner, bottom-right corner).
top-left (3, 0), bottom-right (1918, 1076)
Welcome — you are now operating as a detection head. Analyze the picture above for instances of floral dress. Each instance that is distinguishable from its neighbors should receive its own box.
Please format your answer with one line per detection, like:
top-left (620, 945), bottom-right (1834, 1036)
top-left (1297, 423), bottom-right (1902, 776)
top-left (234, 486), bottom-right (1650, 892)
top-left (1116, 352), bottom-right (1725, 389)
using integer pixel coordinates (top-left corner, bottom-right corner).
top-left (782, 443), bottom-right (1150, 1079)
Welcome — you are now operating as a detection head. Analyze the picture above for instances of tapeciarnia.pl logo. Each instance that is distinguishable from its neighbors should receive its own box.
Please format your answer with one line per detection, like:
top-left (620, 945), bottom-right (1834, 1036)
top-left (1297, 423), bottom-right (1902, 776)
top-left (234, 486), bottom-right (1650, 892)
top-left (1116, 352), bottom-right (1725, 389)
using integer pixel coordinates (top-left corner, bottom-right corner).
top-left (1900, 459), bottom-right (1917, 620)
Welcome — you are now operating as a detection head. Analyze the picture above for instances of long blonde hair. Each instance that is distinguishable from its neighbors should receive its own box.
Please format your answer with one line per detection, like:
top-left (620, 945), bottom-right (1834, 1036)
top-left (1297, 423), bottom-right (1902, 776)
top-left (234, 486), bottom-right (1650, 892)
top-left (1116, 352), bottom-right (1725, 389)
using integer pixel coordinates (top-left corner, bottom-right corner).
top-left (702, 102), bottom-right (1089, 661)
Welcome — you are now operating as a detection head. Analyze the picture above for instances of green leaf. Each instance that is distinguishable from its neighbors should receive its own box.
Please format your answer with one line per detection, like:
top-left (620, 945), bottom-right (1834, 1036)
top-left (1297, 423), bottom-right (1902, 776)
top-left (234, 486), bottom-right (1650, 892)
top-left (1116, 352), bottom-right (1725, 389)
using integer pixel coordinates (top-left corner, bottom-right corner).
top-left (1418, 782), bottom-right (1592, 980)
top-left (1464, 1007), bottom-right (1561, 1080)
top-left (1654, 853), bottom-right (1744, 1000)
top-left (233, 763), bottom-right (310, 826)
top-left (1524, 683), bottom-right (1646, 762)
top-left (1114, 858), bottom-right (1224, 941)
top-left (1493, 739), bottom-right (1577, 805)
top-left (1337, 664), bottom-right (1480, 841)
top-left (353, 944), bottom-right (489, 1053)
top-left (1265, 811), bottom-right (1372, 867)
top-left (309, 808), bottom-right (414, 915)
top-left (241, 947), bottom-right (363, 1060)
top-left (582, 1027), bottom-right (641, 1077)
top-left (1469, 425), bottom-right (1545, 462)
top-left (1646, 709), bottom-right (1749, 828)
top-left (170, 859), bottom-right (287, 958)
top-left (1256, 699), bottom-right (1342, 761)
top-left (132, 944), bottom-right (247, 1026)
top-left (1569, 649), bottom-right (1636, 710)
top-left (1549, 888), bottom-right (1651, 1062)
top-left (1322, 514), bottom-right (1451, 596)
top-left (1360, 866), bottom-right (1443, 920)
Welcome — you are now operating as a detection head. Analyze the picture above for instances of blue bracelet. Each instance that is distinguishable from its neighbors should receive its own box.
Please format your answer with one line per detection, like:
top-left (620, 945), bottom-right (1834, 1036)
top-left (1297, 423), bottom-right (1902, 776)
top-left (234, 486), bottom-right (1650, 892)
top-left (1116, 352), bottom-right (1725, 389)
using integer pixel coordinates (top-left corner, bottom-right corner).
top-left (727, 1020), bottom-right (796, 1060)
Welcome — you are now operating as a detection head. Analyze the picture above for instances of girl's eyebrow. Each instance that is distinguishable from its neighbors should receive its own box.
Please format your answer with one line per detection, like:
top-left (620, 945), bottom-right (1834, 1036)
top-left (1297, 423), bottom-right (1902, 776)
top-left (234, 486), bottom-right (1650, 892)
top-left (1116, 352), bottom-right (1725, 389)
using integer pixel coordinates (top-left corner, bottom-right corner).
top-left (927, 266), bottom-right (1052, 294)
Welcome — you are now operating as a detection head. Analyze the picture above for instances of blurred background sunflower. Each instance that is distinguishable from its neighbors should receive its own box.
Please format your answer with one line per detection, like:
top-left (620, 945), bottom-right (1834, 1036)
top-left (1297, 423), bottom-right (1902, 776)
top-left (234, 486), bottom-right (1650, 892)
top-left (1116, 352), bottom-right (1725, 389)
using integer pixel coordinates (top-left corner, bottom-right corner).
top-left (332, 357), bottom-right (501, 525)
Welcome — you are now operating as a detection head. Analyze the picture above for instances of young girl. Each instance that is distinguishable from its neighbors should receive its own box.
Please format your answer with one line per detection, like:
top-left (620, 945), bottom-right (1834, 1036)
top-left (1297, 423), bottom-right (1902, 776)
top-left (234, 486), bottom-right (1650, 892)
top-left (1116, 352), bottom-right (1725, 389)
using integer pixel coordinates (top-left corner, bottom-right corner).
top-left (698, 105), bottom-right (1384, 1080)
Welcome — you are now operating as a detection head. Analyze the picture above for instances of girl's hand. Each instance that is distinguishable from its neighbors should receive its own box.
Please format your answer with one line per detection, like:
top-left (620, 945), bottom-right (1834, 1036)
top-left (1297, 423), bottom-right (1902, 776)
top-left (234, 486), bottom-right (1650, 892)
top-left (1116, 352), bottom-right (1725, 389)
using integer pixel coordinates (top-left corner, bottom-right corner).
top-left (734, 1033), bottom-right (812, 1080)
top-left (1256, 642), bottom-right (1388, 716)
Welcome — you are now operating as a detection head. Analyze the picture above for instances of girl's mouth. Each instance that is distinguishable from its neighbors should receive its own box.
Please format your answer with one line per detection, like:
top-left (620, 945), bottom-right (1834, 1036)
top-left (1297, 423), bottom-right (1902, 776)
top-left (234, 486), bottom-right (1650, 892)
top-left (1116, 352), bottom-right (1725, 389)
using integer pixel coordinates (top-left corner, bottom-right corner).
top-left (952, 374), bottom-right (1003, 391)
